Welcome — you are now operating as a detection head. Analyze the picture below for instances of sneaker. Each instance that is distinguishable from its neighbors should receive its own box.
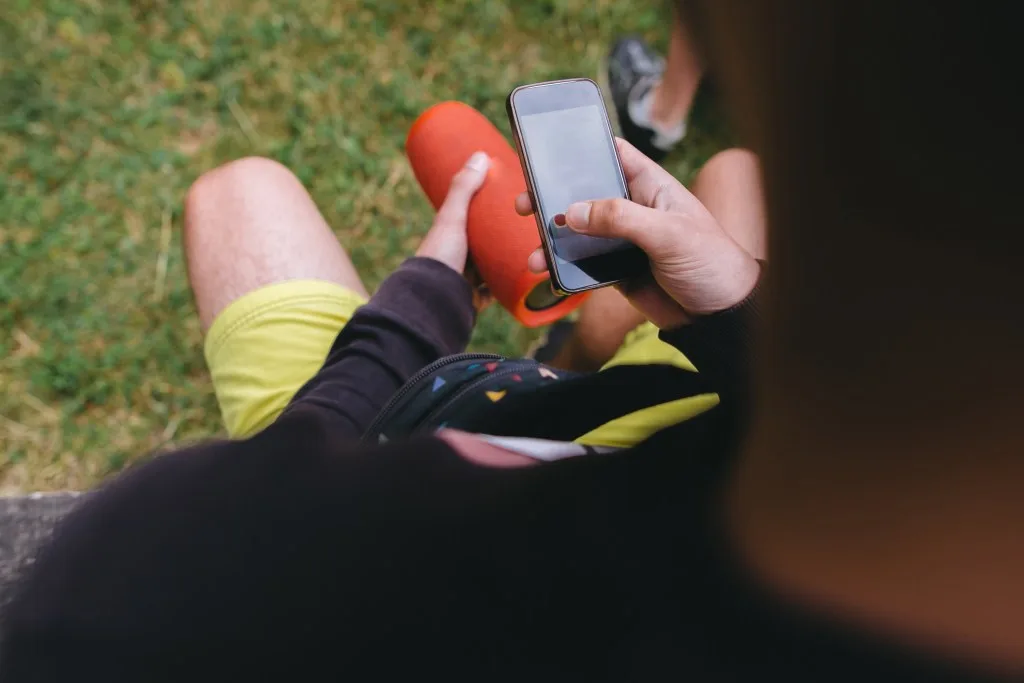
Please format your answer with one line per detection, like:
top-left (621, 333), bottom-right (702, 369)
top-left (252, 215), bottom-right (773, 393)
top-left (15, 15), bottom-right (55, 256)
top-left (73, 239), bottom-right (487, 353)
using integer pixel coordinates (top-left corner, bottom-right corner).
top-left (605, 37), bottom-right (686, 162)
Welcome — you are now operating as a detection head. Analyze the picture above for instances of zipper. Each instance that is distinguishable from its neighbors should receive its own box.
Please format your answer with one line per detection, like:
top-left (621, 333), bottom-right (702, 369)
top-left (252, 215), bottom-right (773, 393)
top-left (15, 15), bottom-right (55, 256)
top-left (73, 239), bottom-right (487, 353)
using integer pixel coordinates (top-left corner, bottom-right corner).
top-left (411, 363), bottom-right (538, 435)
top-left (362, 352), bottom-right (503, 440)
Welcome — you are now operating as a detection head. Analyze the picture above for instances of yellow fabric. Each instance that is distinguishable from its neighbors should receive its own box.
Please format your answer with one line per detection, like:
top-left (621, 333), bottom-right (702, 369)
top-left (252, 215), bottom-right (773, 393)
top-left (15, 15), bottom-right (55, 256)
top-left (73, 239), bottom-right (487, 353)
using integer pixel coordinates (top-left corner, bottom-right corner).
top-left (204, 282), bottom-right (714, 446)
top-left (574, 322), bottom-right (719, 448)
top-left (204, 280), bottom-right (367, 438)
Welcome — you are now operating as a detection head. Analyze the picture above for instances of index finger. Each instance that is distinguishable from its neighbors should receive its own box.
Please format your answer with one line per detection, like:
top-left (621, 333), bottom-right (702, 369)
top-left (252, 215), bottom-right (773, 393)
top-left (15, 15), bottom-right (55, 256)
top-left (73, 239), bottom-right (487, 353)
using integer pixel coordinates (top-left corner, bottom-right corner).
top-left (434, 152), bottom-right (490, 226)
top-left (514, 191), bottom-right (533, 216)
top-left (614, 137), bottom-right (687, 208)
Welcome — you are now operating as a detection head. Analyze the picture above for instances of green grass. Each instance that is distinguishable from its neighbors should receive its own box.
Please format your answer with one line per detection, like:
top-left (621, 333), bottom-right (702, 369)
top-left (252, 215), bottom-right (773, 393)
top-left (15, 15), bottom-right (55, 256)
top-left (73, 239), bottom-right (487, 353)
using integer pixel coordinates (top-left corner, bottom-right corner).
top-left (0, 0), bottom-right (731, 492)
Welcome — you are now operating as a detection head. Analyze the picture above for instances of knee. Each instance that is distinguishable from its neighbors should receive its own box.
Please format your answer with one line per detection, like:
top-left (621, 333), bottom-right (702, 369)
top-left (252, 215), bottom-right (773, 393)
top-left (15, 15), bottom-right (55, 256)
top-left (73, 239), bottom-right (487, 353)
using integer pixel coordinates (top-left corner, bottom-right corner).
top-left (695, 148), bottom-right (759, 187)
top-left (184, 157), bottom-right (297, 234)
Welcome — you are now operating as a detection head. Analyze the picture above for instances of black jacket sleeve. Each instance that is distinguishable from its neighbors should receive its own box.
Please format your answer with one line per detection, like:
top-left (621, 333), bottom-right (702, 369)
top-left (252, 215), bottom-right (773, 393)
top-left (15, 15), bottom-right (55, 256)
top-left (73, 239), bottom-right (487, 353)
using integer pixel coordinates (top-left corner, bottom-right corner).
top-left (282, 256), bottom-right (476, 437)
top-left (658, 274), bottom-right (762, 406)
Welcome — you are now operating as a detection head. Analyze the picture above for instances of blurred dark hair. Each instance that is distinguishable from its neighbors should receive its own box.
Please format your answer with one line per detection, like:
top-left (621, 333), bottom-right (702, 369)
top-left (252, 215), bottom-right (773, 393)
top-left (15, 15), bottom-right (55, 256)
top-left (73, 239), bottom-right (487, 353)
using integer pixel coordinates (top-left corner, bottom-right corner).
top-left (677, 0), bottom-right (1024, 408)
top-left (677, 0), bottom-right (1020, 239)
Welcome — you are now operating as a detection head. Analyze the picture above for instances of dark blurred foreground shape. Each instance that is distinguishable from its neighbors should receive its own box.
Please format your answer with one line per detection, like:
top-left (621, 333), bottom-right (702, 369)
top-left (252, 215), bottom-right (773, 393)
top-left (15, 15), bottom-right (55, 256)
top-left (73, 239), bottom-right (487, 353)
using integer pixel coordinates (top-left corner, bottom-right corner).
top-left (0, 495), bottom-right (81, 609)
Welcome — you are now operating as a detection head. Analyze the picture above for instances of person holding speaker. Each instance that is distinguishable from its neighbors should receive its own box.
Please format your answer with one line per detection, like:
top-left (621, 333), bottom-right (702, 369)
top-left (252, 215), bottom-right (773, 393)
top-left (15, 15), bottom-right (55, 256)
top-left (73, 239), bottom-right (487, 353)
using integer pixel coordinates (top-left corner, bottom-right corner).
top-left (173, 96), bottom-right (762, 449)
top-left (1, 126), bottom-right (769, 671)
top-left (1, 129), bottom-right (767, 677)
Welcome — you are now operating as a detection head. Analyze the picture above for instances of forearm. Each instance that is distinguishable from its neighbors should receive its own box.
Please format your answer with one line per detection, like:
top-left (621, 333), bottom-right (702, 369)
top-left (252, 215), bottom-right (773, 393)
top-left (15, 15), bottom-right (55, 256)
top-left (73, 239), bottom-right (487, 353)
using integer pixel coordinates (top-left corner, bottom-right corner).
top-left (284, 257), bottom-right (475, 437)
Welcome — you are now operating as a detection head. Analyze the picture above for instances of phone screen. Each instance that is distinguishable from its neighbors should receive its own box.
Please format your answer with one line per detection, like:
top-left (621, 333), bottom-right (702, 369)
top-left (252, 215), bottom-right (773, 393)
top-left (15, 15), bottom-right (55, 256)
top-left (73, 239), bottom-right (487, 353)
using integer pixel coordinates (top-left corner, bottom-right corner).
top-left (512, 80), bottom-right (647, 293)
top-left (518, 105), bottom-right (632, 263)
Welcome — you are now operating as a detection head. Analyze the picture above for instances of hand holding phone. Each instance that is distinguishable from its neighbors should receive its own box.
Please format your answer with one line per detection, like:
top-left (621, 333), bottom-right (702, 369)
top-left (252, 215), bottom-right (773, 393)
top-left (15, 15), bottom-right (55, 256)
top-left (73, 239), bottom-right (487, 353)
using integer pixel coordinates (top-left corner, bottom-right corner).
top-left (507, 79), bottom-right (648, 295)
top-left (515, 136), bottom-right (761, 329)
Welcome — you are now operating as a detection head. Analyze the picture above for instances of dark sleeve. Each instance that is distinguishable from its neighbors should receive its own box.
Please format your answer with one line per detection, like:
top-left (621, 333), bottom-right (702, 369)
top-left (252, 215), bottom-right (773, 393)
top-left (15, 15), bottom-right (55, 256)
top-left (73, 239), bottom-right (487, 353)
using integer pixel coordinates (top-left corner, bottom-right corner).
top-left (658, 272), bottom-right (762, 405)
top-left (282, 256), bottom-right (475, 437)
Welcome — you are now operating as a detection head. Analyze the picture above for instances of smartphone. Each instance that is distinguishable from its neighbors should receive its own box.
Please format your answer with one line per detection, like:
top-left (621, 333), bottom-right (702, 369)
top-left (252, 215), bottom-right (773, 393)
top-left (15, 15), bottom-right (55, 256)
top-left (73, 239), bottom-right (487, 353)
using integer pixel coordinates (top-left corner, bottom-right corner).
top-left (507, 78), bottom-right (648, 295)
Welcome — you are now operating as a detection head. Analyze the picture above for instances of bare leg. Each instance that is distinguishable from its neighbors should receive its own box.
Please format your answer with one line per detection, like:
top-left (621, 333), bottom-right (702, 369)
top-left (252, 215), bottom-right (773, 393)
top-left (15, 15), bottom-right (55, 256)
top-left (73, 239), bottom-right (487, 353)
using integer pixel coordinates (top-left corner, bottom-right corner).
top-left (549, 288), bottom-right (647, 372)
top-left (553, 148), bottom-right (765, 371)
top-left (690, 148), bottom-right (767, 259)
top-left (184, 157), bottom-right (368, 331)
top-left (649, 16), bottom-right (703, 131)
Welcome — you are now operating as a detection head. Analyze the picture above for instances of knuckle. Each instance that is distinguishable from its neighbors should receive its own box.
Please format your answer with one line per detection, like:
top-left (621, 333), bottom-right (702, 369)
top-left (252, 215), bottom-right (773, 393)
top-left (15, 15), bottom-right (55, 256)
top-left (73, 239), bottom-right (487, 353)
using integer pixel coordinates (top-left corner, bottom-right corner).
top-left (603, 198), bottom-right (631, 226)
top-left (651, 181), bottom-right (682, 211)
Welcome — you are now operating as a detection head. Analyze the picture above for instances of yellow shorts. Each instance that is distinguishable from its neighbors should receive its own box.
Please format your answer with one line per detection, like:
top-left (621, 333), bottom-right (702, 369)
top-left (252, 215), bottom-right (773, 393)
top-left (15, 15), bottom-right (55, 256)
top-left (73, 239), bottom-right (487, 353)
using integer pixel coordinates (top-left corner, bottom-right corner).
top-left (575, 322), bottom-right (718, 448)
top-left (205, 280), bottom-right (718, 444)
top-left (204, 280), bottom-right (368, 438)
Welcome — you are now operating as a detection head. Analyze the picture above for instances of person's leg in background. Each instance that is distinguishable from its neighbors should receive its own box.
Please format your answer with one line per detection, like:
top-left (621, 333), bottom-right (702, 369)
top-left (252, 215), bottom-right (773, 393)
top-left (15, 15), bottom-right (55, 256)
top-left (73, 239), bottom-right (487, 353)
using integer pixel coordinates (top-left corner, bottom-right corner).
top-left (649, 18), bottom-right (703, 141)
top-left (688, 148), bottom-right (766, 259)
top-left (607, 11), bottom-right (703, 162)
top-left (184, 157), bottom-right (369, 438)
top-left (537, 287), bottom-right (645, 372)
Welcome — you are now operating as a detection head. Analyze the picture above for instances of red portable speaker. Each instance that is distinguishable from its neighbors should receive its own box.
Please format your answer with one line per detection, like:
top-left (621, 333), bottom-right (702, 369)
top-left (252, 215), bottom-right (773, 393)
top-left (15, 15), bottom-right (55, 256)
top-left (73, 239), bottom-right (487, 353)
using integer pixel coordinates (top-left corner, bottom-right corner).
top-left (405, 101), bottom-right (587, 327)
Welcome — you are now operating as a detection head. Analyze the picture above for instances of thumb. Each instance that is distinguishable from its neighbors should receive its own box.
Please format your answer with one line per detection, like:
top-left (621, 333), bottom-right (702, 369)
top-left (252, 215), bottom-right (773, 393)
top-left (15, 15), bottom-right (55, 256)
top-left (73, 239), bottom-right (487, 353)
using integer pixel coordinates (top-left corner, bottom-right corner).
top-left (564, 199), bottom-right (675, 255)
top-left (434, 151), bottom-right (490, 227)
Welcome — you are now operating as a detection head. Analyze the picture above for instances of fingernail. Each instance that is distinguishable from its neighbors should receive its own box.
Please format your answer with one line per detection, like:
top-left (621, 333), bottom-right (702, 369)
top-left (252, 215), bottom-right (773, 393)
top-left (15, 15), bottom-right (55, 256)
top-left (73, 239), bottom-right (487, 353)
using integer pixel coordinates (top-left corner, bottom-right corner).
top-left (566, 202), bottom-right (591, 230)
top-left (467, 151), bottom-right (490, 172)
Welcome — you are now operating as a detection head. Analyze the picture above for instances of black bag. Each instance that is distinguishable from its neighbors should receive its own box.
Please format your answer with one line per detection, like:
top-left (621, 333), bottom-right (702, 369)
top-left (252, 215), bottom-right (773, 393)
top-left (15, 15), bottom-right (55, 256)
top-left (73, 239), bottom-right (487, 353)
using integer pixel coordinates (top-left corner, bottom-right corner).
top-left (362, 354), bottom-right (576, 442)
top-left (363, 352), bottom-right (714, 444)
